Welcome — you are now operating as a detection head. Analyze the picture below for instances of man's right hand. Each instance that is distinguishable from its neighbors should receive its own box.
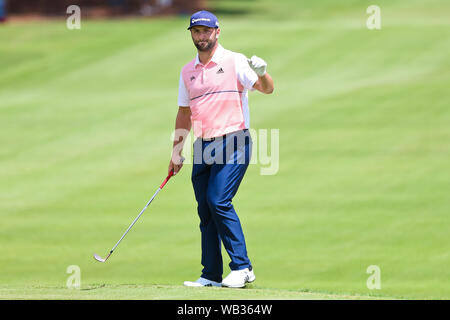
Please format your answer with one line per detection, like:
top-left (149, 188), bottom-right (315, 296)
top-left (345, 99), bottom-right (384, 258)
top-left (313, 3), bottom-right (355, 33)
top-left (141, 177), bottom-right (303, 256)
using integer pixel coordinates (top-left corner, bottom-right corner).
top-left (169, 154), bottom-right (185, 176)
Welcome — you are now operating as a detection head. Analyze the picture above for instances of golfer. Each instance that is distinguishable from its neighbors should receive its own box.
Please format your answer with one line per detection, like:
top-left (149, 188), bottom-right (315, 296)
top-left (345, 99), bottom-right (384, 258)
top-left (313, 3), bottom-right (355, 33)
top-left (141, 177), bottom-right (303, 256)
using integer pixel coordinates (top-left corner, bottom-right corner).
top-left (169, 10), bottom-right (274, 288)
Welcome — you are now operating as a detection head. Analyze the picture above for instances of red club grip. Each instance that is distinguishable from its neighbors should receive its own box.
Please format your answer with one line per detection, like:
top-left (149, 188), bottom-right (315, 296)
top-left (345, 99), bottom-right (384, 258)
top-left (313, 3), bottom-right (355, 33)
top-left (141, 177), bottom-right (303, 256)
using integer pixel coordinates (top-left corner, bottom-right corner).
top-left (160, 169), bottom-right (174, 189)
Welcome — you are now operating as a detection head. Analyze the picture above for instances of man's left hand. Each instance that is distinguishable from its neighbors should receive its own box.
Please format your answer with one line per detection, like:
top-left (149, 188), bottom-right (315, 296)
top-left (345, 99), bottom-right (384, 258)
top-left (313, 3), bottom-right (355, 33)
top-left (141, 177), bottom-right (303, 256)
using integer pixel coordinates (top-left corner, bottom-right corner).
top-left (248, 55), bottom-right (267, 77)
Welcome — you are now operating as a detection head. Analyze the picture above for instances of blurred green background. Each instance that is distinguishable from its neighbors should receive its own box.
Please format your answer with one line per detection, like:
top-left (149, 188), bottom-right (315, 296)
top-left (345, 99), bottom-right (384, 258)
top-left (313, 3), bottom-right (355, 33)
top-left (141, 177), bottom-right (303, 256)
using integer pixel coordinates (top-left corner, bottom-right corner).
top-left (1, 0), bottom-right (449, 299)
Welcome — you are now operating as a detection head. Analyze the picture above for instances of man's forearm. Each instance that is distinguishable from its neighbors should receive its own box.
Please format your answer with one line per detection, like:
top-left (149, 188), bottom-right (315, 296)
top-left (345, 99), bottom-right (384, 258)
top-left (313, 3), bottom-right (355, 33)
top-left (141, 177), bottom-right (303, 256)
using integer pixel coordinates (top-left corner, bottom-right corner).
top-left (248, 55), bottom-right (274, 94)
top-left (258, 73), bottom-right (274, 94)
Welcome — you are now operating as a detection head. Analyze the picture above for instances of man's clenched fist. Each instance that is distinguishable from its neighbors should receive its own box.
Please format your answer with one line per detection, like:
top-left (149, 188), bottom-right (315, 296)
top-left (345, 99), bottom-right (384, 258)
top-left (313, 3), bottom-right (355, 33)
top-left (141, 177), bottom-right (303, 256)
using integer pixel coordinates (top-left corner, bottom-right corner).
top-left (247, 55), bottom-right (267, 77)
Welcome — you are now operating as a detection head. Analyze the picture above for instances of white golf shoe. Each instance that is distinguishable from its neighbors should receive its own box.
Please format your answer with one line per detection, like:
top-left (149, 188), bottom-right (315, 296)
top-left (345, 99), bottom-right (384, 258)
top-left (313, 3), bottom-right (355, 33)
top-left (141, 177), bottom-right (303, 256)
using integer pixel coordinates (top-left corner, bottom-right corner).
top-left (183, 277), bottom-right (222, 287)
top-left (221, 267), bottom-right (256, 288)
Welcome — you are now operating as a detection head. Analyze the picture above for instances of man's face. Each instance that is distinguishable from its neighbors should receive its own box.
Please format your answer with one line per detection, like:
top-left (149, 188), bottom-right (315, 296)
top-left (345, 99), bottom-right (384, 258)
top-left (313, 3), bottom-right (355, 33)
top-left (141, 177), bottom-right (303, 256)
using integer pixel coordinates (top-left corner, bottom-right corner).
top-left (190, 26), bottom-right (219, 52)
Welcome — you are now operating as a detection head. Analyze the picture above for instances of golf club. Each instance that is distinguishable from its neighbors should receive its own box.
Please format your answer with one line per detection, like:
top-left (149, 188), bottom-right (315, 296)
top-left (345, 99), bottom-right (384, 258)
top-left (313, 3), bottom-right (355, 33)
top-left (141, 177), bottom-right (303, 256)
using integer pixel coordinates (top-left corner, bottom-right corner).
top-left (94, 168), bottom-right (177, 263)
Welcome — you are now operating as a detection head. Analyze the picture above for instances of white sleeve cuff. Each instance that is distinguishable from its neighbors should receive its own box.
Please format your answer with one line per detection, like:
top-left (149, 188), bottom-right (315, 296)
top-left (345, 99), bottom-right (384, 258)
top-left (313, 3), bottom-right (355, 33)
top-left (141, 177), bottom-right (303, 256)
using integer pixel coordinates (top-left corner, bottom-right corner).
top-left (178, 72), bottom-right (190, 106)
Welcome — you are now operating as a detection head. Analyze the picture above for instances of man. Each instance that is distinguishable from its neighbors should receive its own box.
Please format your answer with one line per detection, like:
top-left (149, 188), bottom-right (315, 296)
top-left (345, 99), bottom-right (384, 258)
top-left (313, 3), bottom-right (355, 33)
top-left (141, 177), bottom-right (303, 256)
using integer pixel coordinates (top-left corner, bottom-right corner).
top-left (169, 10), bottom-right (274, 288)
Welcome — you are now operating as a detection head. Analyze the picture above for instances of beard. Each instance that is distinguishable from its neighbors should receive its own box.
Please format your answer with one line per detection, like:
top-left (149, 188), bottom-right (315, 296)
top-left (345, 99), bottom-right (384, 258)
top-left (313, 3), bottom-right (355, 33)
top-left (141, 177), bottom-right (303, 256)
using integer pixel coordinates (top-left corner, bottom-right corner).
top-left (194, 37), bottom-right (217, 52)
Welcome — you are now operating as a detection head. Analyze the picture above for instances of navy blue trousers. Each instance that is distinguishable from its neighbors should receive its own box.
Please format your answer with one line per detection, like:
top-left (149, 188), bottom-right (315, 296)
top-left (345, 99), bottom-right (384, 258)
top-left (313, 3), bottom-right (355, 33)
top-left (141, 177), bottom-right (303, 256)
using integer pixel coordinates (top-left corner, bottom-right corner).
top-left (191, 129), bottom-right (252, 283)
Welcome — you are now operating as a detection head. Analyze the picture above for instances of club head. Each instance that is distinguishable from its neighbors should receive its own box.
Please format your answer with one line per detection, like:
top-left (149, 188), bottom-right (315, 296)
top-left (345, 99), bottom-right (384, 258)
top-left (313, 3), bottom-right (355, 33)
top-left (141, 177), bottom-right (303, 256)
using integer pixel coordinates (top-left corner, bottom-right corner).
top-left (93, 253), bottom-right (106, 262)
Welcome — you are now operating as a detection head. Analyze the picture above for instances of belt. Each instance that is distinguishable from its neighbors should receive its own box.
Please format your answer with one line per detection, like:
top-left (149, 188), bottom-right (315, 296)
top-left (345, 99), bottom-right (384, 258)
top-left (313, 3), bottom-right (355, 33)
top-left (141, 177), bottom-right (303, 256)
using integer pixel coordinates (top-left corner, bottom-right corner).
top-left (201, 129), bottom-right (248, 142)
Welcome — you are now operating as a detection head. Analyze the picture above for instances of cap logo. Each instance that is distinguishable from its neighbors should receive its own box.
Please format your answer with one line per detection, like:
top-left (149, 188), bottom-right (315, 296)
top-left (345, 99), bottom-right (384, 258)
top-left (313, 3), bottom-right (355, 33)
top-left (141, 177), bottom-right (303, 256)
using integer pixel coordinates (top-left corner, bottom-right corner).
top-left (192, 18), bottom-right (211, 23)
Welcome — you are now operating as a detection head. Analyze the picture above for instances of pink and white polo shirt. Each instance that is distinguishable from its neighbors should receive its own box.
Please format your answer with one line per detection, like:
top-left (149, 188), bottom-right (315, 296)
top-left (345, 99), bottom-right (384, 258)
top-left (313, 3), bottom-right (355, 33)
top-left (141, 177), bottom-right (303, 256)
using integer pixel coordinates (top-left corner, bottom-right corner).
top-left (178, 44), bottom-right (258, 138)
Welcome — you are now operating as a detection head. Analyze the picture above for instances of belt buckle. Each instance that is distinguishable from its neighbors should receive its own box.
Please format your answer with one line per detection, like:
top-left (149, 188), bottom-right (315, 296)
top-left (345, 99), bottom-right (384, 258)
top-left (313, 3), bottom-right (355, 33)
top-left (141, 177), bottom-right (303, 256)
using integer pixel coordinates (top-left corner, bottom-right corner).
top-left (202, 136), bottom-right (215, 142)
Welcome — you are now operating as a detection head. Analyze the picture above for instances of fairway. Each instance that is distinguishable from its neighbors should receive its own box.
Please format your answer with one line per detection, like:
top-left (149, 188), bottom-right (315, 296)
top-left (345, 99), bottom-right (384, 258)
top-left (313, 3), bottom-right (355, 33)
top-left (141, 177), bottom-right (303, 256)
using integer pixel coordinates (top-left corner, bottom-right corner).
top-left (1, 0), bottom-right (449, 300)
top-left (0, 284), bottom-right (392, 300)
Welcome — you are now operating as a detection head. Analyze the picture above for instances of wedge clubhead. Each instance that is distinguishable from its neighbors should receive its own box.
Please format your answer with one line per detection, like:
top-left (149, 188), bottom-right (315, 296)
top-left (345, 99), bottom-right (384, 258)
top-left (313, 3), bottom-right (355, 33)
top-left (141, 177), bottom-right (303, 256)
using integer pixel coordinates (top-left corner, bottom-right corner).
top-left (93, 252), bottom-right (110, 263)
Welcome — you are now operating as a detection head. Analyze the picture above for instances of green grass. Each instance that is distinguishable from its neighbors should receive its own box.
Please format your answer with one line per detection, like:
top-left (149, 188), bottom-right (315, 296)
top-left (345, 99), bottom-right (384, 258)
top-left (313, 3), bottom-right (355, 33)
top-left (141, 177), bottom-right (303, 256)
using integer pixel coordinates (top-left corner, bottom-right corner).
top-left (1, 0), bottom-right (449, 299)
top-left (0, 284), bottom-right (394, 300)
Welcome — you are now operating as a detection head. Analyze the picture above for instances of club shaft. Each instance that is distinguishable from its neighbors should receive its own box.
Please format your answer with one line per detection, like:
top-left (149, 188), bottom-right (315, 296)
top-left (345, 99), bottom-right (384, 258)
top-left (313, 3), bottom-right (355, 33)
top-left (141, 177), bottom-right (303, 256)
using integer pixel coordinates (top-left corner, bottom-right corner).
top-left (110, 187), bottom-right (162, 253)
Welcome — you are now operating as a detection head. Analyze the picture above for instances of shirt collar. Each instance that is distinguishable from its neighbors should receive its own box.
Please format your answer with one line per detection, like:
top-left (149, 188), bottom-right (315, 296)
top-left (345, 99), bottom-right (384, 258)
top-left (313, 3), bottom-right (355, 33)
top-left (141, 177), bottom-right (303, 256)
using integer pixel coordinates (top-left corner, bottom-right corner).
top-left (194, 44), bottom-right (225, 67)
